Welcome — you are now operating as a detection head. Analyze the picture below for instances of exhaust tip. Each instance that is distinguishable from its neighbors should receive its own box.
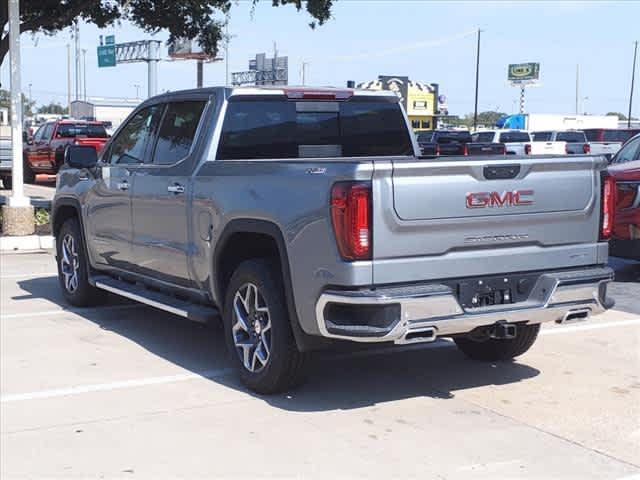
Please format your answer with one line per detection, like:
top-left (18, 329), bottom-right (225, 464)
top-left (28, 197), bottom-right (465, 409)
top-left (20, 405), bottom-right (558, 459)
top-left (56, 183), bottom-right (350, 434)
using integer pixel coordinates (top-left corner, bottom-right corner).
top-left (557, 308), bottom-right (591, 324)
top-left (397, 326), bottom-right (437, 345)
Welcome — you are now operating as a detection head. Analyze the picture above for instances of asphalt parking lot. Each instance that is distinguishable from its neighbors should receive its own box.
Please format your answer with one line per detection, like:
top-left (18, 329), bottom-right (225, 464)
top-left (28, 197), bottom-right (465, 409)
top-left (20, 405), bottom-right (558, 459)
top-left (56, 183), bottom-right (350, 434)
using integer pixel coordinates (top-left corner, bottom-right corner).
top-left (1, 252), bottom-right (639, 479)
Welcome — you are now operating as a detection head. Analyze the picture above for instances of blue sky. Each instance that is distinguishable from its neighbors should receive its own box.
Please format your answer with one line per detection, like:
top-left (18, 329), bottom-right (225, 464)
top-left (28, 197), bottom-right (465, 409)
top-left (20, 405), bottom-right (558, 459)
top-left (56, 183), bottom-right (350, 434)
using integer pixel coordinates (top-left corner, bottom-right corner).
top-left (1, 0), bottom-right (639, 117)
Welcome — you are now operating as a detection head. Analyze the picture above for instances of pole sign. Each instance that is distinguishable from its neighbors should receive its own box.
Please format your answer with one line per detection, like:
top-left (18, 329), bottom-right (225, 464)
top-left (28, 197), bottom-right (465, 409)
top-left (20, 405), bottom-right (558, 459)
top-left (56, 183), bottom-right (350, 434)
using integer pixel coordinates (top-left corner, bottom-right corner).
top-left (105, 35), bottom-right (116, 46)
top-left (97, 45), bottom-right (116, 67)
top-left (508, 63), bottom-right (540, 83)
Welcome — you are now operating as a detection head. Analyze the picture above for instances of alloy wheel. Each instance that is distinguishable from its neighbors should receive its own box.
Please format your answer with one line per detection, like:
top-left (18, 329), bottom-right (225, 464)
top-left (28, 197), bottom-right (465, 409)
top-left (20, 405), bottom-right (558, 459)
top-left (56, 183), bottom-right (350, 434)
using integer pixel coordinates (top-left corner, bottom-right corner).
top-left (61, 234), bottom-right (80, 293)
top-left (232, 283), bottom-right (272, 373)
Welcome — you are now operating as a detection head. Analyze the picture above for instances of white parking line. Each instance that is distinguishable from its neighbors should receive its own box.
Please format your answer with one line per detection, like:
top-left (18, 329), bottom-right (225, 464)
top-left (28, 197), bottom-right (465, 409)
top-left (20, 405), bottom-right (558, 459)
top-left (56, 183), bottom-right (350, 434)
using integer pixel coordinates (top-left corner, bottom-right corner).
top-left (0, 304), bottom-right (143, 320)
top-left (540, 319), bottom-right (640, 335)
top-left (0, 272), bottom-right (57, 280)
top-left (0, 368), bottom-right (233, 403)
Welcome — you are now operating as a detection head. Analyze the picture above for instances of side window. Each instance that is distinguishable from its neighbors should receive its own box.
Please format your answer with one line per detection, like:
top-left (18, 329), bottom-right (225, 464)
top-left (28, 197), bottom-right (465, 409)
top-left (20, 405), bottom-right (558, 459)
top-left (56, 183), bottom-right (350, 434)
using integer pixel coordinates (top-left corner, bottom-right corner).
top-left (33, 125), bottom-right (45, 142)
top-left (613, 137), bottom-right (640, 164)
top-left (108, 105), bottom-right (163, 165)
top-left (152, 101), bottom-right (206, 165)
top-left (218, 101), bottom-right (296, 160)
top-left (41, 123), bottom-right (54, 141)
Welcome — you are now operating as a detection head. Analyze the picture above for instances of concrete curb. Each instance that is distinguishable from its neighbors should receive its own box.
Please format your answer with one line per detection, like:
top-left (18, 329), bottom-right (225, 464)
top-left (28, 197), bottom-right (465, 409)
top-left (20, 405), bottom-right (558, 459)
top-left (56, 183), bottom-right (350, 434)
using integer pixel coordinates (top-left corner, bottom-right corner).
top-left (0, 235), bottom-right (54, 252)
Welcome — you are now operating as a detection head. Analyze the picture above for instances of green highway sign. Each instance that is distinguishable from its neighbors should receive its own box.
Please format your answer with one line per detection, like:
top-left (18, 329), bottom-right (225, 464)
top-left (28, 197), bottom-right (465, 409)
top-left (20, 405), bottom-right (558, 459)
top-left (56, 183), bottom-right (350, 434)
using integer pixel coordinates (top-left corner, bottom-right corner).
top-left (97, 45), bottom-right (116, 67)
top-left (105, 35), bottom-right (115, 46)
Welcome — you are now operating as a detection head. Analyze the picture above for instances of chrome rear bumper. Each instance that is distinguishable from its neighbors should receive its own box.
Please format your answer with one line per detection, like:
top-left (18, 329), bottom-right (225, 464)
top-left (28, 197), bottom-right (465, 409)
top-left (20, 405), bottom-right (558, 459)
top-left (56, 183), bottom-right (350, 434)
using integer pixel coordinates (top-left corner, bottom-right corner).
top-left (315, 267), bottom-right (614, 344)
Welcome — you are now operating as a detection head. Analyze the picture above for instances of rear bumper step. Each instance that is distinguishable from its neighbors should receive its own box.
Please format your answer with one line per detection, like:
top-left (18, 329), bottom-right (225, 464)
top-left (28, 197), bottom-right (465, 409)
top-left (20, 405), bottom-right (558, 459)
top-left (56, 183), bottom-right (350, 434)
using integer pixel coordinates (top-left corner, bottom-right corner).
top-left (315, 266), bottom-right (614, 344)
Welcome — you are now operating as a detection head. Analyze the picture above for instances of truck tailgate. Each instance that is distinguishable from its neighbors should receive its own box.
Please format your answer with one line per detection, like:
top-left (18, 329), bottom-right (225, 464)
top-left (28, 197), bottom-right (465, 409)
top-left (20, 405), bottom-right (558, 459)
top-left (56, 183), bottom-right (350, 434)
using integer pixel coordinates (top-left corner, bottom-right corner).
top-left (372, 156), bottom-right (608, 284)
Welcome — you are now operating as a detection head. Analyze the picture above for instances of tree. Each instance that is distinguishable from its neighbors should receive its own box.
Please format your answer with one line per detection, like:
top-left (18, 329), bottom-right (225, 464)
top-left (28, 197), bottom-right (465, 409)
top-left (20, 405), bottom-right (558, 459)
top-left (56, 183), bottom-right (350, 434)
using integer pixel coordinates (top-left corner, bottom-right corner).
top-left (0, 88), bottom-right (35, 117)
top-left (607, 112), bottom-right (628, 121)
top-left (37, 102), bottom-right (65, 115)
top-left (0, 0), bottom-right (333, 66)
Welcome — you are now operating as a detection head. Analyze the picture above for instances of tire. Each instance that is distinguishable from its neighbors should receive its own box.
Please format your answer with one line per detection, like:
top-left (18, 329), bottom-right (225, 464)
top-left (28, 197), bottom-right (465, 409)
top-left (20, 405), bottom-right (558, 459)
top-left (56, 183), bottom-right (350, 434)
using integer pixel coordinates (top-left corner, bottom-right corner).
top-left (0, 175), bottom-right (11, 190)
top-left (222, 259), bottom-right (306, 394)
top-left (454, 323), bottom-right (540, 361)
top-left (56, 217), bottom-right (106, 307)
top-left (23, 159), bottom-right (35, 184)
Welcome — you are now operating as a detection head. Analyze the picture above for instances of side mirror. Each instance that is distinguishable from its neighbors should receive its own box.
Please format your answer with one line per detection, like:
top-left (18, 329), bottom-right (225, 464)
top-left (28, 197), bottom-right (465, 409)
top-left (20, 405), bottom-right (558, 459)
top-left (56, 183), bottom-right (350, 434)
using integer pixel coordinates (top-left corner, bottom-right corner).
top-left (64, 145), bottom-right (98, 169)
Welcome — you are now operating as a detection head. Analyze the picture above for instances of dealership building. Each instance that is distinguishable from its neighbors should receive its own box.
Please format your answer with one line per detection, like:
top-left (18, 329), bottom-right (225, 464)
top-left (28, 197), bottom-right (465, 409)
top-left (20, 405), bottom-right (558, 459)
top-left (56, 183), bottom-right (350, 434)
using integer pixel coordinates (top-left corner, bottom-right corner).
top-left (357, 76), bottom-right (441, 130)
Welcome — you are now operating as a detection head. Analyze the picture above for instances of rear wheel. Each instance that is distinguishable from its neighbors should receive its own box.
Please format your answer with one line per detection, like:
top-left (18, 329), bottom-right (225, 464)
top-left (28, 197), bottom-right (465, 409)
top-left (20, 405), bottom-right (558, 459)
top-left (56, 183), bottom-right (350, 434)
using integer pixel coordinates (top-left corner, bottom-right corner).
top-left (454, 323), bottom-right (540, 361)
top-left (222, 259), bottom-right (306, 394)
top-left (56, 217), bottom-right (106, 307)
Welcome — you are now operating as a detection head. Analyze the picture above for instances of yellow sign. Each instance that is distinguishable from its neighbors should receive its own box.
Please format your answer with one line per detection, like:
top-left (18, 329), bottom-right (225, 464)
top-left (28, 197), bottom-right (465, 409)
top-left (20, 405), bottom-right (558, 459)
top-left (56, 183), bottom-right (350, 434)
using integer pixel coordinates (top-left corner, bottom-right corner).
top-left (406, 87), bottom-right (434, 116)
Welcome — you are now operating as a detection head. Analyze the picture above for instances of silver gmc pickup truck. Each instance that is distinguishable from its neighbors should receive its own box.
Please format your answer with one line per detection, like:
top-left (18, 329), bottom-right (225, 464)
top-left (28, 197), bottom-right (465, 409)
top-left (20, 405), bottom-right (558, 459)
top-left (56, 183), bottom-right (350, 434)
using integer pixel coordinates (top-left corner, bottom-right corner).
top-left (52, 86), bottom-right (615, 393)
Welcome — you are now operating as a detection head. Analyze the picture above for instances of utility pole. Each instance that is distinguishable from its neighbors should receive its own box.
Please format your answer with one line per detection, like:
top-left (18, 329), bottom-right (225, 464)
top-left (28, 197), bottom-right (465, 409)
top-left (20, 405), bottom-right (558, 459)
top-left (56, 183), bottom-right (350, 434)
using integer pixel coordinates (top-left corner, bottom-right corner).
top-left (301, 61), bottom-right (309, 86)
top-left (82, 48), bottom-right (87, 101)
top-left (74, 20), bottom-right (80, 101)
top-left (628, 40), bottom-right (638, 128)
top-left (134, 84), bottom-right (140, 99)
top-left (575, 64), bottom-right (580, 115)
top-left (3, 0), bottom-right (34, 235)
top-left (66, 43), bottom-right (71, 114)
top-left (197, 60), bottom-right (203, 88)
top-left (147, 40), bottom-right (160, 98)
top-left (225, 14), bottom-right (230, 87)
top-left (473, 28), bottom-right (481, 130)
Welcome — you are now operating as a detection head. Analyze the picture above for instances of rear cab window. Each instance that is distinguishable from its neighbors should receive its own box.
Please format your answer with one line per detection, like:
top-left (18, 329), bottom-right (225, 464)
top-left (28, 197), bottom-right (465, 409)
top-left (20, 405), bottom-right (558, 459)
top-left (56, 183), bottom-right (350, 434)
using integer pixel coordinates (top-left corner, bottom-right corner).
top-left (532, 132), bottom-right (552, 142)
top-left (216, 96), bottom-right (413, 159)
top-left (472, 132), bottom-right (495, 143)
top-left (556, 131), bottom-right (587, 143)
top-left (499, 131), bottom-right (531, 143)
top-left (432, 131), bottom-right (472, 144)
top-left (57, 123), bottom-right (108, 138)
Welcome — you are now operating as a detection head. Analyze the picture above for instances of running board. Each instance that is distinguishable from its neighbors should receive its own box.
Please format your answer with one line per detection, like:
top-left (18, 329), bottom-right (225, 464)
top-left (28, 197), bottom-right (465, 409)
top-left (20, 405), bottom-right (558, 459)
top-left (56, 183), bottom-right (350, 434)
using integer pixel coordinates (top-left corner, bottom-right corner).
top-left (93, 275), bottom-right (219, 323)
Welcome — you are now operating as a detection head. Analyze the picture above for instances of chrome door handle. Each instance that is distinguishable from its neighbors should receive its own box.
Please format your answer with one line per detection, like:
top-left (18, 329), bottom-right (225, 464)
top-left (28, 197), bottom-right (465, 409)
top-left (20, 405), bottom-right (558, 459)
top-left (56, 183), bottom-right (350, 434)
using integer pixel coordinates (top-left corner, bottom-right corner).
top-left (116, 181), bottom-right (129, 191)
top-left (167, 184), bottom-right (185, 194)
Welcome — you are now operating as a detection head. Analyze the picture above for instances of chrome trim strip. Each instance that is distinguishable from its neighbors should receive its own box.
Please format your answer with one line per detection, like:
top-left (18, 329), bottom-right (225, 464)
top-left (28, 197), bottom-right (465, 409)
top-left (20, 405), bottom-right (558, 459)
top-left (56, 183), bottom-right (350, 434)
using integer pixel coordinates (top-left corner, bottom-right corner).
top-left (315, 267), bottom-right (613, 344)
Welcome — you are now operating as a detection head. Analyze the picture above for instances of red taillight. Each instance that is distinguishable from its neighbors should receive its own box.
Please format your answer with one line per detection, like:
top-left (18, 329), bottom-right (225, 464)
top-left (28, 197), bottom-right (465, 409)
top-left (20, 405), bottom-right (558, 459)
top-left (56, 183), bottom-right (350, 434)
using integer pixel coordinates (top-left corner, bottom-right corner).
top-left (525, 144), bottom-right (532, 155)
top-left (600, 174), bottom-right (616, 240)
top-left (463, 144), bottom-right (469, 156)
top-left (436, 144), bottom-right (440, 156)
top-left (330, 182), bottom-right (372, 261)
top-left (583, 143), bottom-right (591, 154)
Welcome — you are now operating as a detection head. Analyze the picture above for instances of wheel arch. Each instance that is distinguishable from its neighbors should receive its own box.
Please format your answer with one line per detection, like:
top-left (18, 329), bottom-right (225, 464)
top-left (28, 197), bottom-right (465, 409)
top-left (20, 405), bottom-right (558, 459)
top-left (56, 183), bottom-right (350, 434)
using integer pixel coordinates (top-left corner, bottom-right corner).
top-left (213, 219), bottom-right (325, 352)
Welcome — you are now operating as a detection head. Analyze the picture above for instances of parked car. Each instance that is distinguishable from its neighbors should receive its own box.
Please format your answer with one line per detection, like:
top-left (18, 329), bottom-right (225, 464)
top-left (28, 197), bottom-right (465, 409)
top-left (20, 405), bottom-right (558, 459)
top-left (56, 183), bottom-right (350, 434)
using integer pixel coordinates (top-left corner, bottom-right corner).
top-left (472, 129), bottom-right (565, 155)
top-left (415, 131), bottom-right (439, 156)
top-left (20, 120), bottom-right (109, 183)
top-left (583, 128), bottom-right (640, 160)
top-left (531, 130), bottom-right (590, 155)
top-left (53, 86), bottom-right (614, 394)
top-left (608, 133), bottom-right (640, 260)
top-left (426, 130), bottom-right (506, 156)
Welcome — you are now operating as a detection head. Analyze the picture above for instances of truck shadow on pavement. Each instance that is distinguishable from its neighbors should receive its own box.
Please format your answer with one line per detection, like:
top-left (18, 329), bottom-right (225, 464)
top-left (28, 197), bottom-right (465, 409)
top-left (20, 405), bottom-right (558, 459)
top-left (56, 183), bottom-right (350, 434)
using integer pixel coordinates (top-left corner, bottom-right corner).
top-left (17, 276), bottom-right (540, 412)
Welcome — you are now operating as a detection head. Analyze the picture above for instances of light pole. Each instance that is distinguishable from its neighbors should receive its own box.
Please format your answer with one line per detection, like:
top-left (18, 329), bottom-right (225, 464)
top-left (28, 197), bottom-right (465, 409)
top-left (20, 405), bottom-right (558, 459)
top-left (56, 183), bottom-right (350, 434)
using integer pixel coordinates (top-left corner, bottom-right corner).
top-left (473, 28), bottom-right (482, 130)
top-left (3, 0), bottom-right (34, 236)
top-left (82, 48), bottom-right (87, 101)
top-left (133, 84), bottom-right (140, 99)
top-left (628, 41), bottom-right (638, 128)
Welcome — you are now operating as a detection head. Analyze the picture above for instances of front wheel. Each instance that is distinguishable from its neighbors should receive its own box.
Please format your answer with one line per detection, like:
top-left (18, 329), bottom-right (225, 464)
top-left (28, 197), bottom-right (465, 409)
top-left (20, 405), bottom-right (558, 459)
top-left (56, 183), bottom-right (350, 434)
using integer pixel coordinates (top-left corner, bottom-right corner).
top-left (223, 259), bottom-right (306, 394)
top-left (454, 323), bottom-right (540, 361)
top-left (56, 218), bottom-right (106, 307)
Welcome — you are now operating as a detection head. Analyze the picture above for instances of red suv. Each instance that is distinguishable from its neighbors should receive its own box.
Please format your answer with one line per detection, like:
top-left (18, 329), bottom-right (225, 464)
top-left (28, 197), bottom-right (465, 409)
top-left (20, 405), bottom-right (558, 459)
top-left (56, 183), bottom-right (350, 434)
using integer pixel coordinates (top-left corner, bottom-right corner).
top-left (608, 133), bottom-right (640, 260)
top-left (22, 120), bottom-right (109, 183)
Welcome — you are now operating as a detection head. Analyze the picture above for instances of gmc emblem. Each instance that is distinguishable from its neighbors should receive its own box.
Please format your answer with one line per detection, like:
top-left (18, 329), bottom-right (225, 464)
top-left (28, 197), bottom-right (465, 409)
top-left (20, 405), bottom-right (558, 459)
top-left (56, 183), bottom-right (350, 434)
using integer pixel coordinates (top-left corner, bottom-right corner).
top-left (466, 190), bottom-right (534, 209)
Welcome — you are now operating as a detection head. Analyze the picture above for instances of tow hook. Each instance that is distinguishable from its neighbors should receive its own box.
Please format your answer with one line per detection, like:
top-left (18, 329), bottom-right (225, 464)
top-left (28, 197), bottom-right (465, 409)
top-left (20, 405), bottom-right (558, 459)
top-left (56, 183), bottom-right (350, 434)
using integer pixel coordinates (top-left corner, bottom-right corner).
top-left (489, 321), bottom-right (517, 340)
